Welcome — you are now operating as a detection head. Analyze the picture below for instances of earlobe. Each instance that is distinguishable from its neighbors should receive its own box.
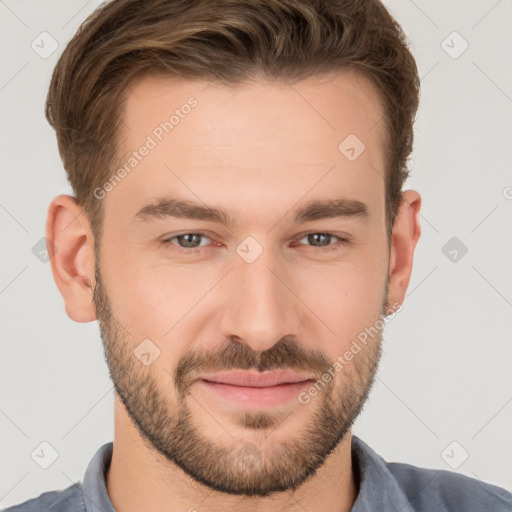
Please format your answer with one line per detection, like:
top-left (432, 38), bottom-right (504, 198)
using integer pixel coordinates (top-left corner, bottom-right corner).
top-left (45, 195), bottom-right (97, 323)
top-left (387, 189), bottom-right (422, 308)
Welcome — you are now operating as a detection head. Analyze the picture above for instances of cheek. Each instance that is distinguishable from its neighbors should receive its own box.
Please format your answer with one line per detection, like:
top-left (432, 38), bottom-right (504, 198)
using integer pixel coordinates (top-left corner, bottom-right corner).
top-left (313, 272), bottom-right (379, 318)
top-left (292, 253), bottom-right (387, 349)
top-left (101, 242), bottom-right (215, 338)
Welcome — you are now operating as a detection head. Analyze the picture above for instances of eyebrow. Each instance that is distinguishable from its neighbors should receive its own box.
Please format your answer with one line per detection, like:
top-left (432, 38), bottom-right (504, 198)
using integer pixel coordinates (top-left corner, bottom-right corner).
top-left (133, 197), bottom-right (369, 226)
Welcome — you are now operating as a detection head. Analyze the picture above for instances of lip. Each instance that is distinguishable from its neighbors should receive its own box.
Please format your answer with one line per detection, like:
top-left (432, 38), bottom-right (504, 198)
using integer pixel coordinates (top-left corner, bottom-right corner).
top-left (196, 370), bottom-right (316, 408)
top-left (199, 370), bottom-right (316, 387)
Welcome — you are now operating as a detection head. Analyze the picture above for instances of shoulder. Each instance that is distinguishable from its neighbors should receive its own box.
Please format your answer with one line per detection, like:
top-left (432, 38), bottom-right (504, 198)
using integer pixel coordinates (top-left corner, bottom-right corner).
top-left (388, 460), bottom-right (512, 511)
top-left (351, 436), bottom-right (512, 512)
top-left (1, 483), bottom-right (84, 512)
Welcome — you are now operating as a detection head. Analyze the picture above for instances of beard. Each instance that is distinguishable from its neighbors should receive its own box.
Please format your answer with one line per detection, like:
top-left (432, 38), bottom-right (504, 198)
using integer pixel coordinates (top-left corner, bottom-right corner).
top-left (93, 258), bottom-right (388, 497)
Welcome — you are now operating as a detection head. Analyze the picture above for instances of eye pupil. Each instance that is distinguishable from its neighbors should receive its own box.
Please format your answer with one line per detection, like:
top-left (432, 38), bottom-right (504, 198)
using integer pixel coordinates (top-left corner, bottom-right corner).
top-left (178, 233), bottom-right (202, 248)
top-left (309, 233), bottom-right (331, 246)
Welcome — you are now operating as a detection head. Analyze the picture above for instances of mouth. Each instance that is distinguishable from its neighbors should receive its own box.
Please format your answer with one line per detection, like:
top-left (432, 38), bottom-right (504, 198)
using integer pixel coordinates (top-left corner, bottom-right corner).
top-left (196, 370), bottom-right (316, 408)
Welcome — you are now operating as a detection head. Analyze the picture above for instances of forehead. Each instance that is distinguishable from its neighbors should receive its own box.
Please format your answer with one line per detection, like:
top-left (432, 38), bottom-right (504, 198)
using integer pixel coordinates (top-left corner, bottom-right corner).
top-left (108, 70), bottom-right (387, 224)
top-left (120, 70), bottom-right (386, 150)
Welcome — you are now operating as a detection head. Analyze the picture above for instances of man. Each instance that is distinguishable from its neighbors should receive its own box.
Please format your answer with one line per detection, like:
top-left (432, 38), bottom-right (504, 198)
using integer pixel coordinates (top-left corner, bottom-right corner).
top-left (3, 0), bottom-right (511, 511)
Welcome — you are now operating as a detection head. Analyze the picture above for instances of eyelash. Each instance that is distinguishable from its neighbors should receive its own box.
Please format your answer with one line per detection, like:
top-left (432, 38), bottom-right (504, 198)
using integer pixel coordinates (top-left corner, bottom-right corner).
top-left (160, 232), bottom-right (350, 253)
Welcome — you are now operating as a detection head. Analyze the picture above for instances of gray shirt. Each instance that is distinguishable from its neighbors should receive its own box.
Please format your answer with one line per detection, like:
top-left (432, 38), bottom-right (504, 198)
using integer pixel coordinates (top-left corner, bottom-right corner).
top-left (2, 436), bottom-right (511, 511)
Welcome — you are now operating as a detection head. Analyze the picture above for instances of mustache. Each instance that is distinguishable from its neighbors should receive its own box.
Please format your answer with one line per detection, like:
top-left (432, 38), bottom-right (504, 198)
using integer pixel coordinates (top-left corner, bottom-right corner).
top-left (174, 336), bottom-right (332, 397)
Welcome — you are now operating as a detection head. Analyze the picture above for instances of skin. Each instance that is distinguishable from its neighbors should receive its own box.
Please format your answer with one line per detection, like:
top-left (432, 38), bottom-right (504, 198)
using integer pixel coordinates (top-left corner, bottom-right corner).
top-left (46, 70), bottom-right (421, 512)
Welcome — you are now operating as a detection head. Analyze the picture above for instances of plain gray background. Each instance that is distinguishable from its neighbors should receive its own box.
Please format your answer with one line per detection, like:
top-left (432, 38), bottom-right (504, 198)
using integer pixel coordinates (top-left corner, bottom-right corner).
top-left (1, 0), bottom-right (511, 508)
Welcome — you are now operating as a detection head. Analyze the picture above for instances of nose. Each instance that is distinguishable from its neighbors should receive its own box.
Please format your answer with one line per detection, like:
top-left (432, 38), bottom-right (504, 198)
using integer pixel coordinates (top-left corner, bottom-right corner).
top-left (218, 245), bottom-right (301, 353)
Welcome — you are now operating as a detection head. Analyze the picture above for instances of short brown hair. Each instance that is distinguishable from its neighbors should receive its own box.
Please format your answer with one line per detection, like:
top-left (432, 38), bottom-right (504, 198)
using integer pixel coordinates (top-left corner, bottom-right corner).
top-left (45, 0), bottom-right (420, 243)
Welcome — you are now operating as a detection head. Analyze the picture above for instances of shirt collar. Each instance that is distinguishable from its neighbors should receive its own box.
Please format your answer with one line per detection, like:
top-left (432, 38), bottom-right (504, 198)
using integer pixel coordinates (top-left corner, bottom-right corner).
top-left (351, 436), bottom-right (415, 512)
top-left (81, 436), bottom-right (415, 512)
top-left (82, 442), bottom-right (115, 512)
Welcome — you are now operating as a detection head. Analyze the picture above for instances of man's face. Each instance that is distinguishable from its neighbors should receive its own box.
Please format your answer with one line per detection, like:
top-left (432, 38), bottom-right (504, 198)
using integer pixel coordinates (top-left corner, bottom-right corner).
top-left (93, 71), bottom-right (393, 496)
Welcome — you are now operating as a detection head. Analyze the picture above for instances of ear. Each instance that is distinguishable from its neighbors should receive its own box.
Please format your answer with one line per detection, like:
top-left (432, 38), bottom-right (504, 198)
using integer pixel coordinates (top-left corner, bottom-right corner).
top-left (46, 194), bottom-right (97, 322)
top-left (387, 189), bottom-right (422, 311)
